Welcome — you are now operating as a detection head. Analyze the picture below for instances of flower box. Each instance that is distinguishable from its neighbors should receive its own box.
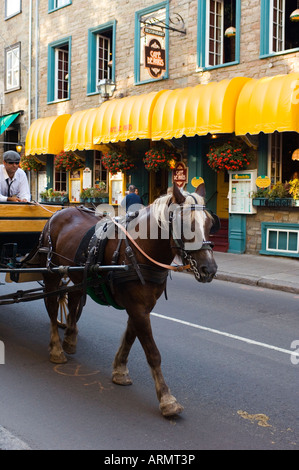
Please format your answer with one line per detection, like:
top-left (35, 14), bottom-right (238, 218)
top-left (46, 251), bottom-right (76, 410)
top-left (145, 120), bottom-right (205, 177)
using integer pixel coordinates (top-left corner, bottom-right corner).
top-left (252, 198), bottom-right (294, 207)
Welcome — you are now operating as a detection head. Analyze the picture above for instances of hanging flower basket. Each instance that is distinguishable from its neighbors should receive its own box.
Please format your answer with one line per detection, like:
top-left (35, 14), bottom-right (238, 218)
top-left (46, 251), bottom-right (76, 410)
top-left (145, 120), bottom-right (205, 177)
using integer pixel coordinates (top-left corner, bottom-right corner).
top-left (54, 150), bottom-right (85, 172)
top-left (143, 146), bottom-right (179, 172)
top-left (206, 140), bottom-right (254, 172)
top-left (101, 149), bottom-right (135, 175)
top-left (20, 155), bottom-right (43, 172)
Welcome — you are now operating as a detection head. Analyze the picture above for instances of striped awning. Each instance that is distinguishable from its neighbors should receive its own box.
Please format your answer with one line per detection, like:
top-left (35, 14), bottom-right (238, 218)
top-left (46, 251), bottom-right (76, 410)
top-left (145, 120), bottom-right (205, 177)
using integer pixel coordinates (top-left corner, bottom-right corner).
top-left (92, 91), bottom-right (166, 144)
top-left (25, 114), bottom-right (71, 156)
top-left (64, 108), bottom-right (98, 151)
top-left (151, 77), bottom-right (251, 140)
top-left (235, 73), bottom-right (299, 135)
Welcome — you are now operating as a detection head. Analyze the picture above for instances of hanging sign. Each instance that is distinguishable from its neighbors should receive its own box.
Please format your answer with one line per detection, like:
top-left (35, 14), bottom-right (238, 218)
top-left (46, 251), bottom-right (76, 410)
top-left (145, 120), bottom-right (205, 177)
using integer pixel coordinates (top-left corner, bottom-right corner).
top-left (191, 177), bottom-right (204, 188)
top-left (144, 38), bottom-right (166, 79)
top-left (256, 175), bottom-right (271, 188)
top-left (173, 162), bottom-right (188, 188)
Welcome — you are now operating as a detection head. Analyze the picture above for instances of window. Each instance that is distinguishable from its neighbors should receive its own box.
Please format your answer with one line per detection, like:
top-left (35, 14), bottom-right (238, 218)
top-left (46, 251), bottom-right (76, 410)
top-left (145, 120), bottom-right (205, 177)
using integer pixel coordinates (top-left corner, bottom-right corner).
top-left (5, 0), bottom-right (21, 18)
top-left (135, 3), bottom-right (169, 84)
top-left (94, 152), bottom-right (107, 187)
top-left (267, 131), bottom-right (299, 184)
top-left (55, 170), bottom-right (67, 192)
top-left (198, 0), bottom-right (240, 69)
top-left (97, 34), bottom-right (111, 82)
top-left (261, 222), bottom-right (299, 257)
top-left (48, 37), bottom-right (71, 103)
top-left (261, 0), bottom-right (299, 56)
top-left (55, 45), bottom-right (69, 100)
top-left (268, 132), bottom-right (282, 184)
top-left (5, 43), bottom-right (20, 92)
top-left (48, 0), bottom-right (71, 11)
top-left (87, 22), bottom-right (115, 95)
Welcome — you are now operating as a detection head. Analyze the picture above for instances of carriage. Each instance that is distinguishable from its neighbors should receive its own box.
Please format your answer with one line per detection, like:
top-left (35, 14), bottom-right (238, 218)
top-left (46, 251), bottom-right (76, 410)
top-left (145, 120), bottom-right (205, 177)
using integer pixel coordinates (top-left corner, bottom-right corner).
top-left (0, 184), bottom-right (219, 417)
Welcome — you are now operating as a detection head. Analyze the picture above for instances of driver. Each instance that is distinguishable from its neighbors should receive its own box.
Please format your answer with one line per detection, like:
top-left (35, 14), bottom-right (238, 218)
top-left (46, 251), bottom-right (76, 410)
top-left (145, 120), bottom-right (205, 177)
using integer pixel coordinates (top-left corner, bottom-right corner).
top-left (0, 150), bottom-right (30, 202)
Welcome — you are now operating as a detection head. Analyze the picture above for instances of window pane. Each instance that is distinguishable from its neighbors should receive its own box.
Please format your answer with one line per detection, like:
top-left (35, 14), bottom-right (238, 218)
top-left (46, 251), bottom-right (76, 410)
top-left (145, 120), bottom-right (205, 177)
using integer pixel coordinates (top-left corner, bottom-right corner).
top-left (6, 0), bottom-right (21, 17)
top-left (268, 231), bottom-right (277, 249)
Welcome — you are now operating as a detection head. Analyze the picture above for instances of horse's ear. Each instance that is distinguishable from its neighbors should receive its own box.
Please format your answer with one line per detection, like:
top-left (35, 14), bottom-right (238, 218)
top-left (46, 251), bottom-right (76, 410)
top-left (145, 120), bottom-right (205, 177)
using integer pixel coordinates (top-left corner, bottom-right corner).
top-left (195, 182), bottom-right (206, 199)
top-left (172, 182), bottom-right (186, 204)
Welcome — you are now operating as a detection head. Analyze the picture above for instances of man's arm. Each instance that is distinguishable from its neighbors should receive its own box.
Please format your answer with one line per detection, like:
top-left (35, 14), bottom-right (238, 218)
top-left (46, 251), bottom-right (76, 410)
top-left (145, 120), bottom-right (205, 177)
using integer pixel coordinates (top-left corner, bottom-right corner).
top-left (17, 172), bottom-right (31, 202)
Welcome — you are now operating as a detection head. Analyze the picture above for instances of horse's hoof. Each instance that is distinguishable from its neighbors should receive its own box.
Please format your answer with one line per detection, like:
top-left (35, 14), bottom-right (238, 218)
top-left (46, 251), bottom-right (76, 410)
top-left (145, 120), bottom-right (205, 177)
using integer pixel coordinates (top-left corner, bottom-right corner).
top-left (50, 352), bottom-right (67, 364)
top-left (112, 372), bottom-right (133, 386)
top-left (160, 395), bottom-right (184, 417)
top-left (62, 340), bottom-right (76, 355)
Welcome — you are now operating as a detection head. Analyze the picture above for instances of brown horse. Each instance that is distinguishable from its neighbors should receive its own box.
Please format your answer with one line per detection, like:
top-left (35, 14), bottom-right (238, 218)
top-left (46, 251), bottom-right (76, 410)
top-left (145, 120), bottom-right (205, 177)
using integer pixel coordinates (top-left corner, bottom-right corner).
top-left (36, 183), bottom-right (218, 417)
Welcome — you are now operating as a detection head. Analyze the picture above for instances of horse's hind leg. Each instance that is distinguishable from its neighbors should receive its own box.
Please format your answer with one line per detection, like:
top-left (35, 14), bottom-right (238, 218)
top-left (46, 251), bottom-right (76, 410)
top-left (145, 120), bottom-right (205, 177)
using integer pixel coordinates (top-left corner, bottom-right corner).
top-left (62, 290), bottom-right (82, 355)
top-left (44, 274), bottom-right (67, 364)
top-left (112, 317), bottom-right (136, 385)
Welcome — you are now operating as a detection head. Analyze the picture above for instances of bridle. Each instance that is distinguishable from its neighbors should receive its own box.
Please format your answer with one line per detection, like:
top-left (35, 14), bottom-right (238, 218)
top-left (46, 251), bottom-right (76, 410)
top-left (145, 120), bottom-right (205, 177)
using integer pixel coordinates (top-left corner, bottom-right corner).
top-left (110, 200), bottom-right (214, 279)
top-left (168, 203), bottom-right (214, 281)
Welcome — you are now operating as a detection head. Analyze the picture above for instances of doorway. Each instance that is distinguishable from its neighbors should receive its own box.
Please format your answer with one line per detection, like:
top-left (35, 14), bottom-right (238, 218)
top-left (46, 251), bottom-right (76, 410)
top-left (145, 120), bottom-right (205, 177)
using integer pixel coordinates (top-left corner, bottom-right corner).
top-left (149, 169), bottom-right (168, 203)
top-left (216, 171), bottom-right (229, 219)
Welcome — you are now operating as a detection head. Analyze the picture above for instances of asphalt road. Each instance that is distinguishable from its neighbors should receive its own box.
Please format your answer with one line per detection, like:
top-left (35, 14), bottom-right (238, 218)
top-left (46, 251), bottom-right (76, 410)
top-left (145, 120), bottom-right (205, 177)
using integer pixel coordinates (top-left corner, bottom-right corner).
top-left (0, 274), bottom-right (298, 450)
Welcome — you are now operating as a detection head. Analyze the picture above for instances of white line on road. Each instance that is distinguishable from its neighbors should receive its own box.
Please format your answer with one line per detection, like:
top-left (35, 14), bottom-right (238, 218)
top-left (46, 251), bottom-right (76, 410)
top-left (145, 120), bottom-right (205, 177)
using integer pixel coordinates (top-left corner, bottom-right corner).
top-left (151, 312), bottom-right (299, 358)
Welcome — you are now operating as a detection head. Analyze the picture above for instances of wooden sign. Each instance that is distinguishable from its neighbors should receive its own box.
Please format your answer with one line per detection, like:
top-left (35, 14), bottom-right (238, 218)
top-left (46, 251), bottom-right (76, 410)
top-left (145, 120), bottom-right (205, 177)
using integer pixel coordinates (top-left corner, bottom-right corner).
top-left (173, 162), bottom-right (188, 188)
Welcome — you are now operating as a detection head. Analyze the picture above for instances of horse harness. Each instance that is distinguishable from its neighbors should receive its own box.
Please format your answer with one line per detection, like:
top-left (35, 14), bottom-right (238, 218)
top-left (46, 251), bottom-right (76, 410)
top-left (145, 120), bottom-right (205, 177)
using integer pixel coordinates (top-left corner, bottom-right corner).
top-left (41, 203), bottom-right (214, 307)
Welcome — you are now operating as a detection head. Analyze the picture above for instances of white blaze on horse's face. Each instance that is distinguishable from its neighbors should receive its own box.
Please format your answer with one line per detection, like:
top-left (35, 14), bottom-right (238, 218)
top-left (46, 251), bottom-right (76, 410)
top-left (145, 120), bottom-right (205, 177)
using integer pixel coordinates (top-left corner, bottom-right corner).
top-left (169, 203), bottom-right (206, 251)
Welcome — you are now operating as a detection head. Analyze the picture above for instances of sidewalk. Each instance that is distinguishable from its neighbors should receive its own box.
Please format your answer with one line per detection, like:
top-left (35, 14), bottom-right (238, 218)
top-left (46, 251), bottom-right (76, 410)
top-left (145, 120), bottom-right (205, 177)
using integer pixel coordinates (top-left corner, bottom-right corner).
top-left (214, 251), bottom-right (299, 294)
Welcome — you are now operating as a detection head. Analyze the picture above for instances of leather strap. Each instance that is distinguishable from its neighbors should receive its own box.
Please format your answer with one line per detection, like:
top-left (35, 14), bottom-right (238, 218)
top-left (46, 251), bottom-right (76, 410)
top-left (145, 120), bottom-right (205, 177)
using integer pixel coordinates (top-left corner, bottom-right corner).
top-left (111, 217), bottom-right (190, 272)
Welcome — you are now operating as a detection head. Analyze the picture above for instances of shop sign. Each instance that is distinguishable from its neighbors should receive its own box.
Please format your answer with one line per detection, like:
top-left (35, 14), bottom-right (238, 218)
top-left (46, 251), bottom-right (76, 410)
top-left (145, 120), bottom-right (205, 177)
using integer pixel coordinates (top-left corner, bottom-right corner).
top-left (256, 175), bottom-right (271, 188)
top-left (191, 177), bottom-right (204, 188)
top-left (173, 162), bottom-right (188, 188)
top-left (144, 38), bottom-right (166, 79)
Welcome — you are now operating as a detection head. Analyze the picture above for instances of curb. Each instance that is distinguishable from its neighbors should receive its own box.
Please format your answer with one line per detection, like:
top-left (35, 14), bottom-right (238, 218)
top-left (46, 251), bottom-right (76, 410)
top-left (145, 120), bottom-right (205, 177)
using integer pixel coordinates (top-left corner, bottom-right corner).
top-left (216, 272), bottom-right (299, 295)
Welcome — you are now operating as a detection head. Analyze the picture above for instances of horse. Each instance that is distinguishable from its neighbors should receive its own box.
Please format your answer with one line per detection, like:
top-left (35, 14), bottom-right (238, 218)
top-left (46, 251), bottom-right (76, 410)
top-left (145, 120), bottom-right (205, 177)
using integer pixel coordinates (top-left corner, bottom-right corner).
top-left (33, 182), bottom-right (218, 417)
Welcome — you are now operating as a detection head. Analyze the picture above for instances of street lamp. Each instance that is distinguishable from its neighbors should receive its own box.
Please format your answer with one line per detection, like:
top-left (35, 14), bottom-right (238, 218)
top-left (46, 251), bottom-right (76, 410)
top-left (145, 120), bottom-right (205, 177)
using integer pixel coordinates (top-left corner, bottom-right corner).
top-left (97, 79), bottom-right (116, 101)
top-left (16, 144), bottom-right (22, 153)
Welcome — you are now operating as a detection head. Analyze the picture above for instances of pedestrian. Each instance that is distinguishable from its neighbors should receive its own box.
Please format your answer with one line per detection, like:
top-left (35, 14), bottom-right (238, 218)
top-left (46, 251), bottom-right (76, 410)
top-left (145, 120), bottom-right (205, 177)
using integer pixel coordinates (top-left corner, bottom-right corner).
top-left (121, 184), bottom-right (143, 212)
top-left (0, 150), bottom-right (30, 202)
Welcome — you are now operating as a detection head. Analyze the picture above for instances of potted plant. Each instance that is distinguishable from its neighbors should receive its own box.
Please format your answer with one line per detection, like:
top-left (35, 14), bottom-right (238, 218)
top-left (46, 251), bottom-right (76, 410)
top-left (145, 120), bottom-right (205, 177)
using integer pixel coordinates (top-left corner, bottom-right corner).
top-left (54, 150), bottom-right (85, 172)
top-left (143, 145), bottom-right (178, 172)
top-left (20, 155), bottom-right (44, 172)
top-left (80, 184), bottom-right (108, 203)
top-left (101, 148), bottom-right (135, 175)
top-left (252, 182), bottom-right (294, 207)
top-left (39, 188), bottom-right (68, 203)
top-left (206, 139), bottom-right (254, 172)
top-left (288, 178), bottom-right (299, 205)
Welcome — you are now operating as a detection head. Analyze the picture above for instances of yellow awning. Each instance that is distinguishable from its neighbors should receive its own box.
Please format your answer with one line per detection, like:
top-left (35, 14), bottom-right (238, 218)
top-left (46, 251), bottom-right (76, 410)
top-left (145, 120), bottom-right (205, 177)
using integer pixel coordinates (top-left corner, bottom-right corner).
top-left (64, 108), bottom-right (98, 151)
top-left (93, 91), bottom-right (166, 144)
top-left (151, 77), bottom-right (250, 141)
top-left (235, 73), bottom-right (299, 135)
top-left (25, 114), bottom-right (71, 156)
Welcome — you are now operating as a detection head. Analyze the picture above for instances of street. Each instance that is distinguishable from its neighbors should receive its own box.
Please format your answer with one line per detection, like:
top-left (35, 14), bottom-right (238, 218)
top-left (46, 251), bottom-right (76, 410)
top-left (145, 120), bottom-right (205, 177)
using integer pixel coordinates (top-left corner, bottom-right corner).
top-left (0, 273), bottom-right (298, 450)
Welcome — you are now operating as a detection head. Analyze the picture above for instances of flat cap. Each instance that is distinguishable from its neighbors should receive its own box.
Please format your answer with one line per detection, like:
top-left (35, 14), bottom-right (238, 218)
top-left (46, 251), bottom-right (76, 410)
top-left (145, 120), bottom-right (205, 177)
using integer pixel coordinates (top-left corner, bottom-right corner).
top-left (3, 150), bottom-right (21, 163)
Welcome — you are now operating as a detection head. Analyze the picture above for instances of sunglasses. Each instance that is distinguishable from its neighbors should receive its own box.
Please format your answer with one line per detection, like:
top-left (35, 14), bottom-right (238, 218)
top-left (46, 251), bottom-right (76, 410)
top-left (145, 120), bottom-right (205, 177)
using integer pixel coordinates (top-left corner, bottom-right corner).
top-left (5, 161), bottom-right (19, 165)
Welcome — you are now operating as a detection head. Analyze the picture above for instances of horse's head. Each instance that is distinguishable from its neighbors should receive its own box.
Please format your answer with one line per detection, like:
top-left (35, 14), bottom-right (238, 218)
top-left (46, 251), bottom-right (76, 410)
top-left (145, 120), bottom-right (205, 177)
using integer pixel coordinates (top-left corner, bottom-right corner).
top-left (169, 182), bottom-right (218, 283)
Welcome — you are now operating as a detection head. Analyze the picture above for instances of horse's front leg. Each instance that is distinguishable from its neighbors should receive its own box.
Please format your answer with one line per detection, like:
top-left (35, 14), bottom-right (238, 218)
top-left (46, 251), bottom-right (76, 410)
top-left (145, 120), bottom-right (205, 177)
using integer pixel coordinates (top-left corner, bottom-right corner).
top-left (112, 317), bottom-right (136, 385)
top-left (120, 306), bottom-right (184, 417)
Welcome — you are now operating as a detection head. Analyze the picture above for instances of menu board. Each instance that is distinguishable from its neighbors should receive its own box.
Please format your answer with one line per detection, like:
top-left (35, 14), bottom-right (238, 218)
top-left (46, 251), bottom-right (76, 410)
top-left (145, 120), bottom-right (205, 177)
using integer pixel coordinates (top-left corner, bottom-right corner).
top-left (229, 170), bottom-right (257, 214)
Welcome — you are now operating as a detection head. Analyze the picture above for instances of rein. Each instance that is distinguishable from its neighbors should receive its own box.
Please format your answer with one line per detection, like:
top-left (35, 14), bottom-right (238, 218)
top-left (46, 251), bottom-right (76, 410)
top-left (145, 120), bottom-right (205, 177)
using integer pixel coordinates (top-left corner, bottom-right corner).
top-left (110, 217), bottom-right (191, 272)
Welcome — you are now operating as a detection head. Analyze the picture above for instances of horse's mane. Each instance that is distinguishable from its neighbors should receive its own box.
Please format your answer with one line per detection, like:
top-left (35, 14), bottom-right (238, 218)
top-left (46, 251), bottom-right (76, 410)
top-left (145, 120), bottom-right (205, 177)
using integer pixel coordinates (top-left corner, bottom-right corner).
top-left (150, 190), bottom-right (207, 229)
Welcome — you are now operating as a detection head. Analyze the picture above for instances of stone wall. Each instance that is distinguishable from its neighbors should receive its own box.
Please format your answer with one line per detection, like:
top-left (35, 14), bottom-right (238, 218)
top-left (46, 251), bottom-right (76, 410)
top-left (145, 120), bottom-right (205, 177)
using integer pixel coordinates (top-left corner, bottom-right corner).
top-left (246, 207), bottom-right (299, 254)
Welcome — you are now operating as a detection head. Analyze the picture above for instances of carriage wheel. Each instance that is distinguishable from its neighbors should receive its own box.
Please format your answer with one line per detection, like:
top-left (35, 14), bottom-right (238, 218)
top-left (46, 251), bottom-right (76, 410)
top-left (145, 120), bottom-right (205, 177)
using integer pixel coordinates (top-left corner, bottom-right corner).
top-left (56, 277), bottom-right (84, 329)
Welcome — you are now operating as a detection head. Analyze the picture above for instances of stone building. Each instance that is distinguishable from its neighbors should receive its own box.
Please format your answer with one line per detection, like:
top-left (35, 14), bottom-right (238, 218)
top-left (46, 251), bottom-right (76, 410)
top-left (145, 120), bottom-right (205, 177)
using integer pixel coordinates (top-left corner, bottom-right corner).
top-left (1, 0), bottom-right (298, 256)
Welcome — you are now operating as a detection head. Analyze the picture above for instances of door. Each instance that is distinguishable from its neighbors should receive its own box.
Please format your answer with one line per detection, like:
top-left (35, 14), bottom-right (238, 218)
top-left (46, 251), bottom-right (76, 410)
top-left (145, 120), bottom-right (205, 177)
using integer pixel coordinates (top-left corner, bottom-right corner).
top-left (216, 171), bottom-right (229, 219)
top-left (149, 169), bottom-right (168, 203)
